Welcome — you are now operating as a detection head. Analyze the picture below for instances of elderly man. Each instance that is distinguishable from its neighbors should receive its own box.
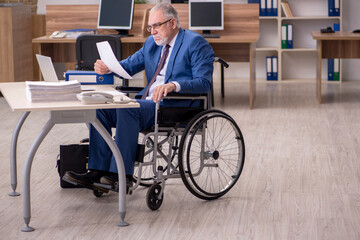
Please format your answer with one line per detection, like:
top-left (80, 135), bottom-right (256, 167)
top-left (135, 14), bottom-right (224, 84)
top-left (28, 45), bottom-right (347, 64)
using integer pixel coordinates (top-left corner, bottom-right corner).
top-left (64, 2), bottom-right (214, 192)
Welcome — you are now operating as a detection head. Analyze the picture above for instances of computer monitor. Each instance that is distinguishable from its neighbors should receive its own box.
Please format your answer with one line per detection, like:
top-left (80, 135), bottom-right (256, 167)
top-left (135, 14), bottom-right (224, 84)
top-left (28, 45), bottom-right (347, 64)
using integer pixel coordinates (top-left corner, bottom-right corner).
top-left (97, 0), bottom-right (135, 37)
top-left (189, 0), bottom-right (224, 38)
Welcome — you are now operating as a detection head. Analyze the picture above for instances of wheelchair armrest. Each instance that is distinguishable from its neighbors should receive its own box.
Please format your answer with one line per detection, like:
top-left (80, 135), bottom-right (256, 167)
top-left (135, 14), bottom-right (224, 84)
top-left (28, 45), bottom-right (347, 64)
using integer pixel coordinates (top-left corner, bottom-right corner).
top-left (165, 92), bottom-right (209, 98)
top-left (115, 86), bottom-right (143, 93)
top-left (214, 57), bottom-right (229, 68)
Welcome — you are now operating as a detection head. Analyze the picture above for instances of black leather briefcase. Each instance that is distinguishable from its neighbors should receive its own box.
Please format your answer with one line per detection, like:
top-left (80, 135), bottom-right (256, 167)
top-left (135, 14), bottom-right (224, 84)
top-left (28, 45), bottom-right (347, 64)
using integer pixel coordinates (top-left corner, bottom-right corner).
top-left (57, 143), bottom-right (88, 188)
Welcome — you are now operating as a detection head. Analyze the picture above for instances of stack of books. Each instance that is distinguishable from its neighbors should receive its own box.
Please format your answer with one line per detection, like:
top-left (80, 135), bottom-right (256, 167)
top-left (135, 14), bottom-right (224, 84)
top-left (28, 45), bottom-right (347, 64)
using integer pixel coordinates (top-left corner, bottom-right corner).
top-left (281, 1), bottom-right (294, 17)
top-left (26, 80), bottom-right (82, 102)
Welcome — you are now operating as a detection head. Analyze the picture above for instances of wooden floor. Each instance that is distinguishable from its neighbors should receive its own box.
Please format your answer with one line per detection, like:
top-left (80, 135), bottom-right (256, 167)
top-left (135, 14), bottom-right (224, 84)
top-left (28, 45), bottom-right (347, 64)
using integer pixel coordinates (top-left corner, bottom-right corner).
top-left (1, 80), bottom-right (360, 239)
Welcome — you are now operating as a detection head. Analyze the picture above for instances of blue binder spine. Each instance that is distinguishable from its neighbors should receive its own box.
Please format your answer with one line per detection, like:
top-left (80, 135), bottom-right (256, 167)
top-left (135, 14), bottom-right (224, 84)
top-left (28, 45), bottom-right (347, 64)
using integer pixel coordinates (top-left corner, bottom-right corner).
top-left (328, 0), bottom-right (334, 16)
top-left (266, 0), bottom-right (272, 16)
top-left (272, 56), bottom-right (278, 81)
top-left (65, 70), bottom-right (114, 85)
top-left (287, 24), bottom-right (293, 49)
top-left (272, 0), bottom-right (278, 16)
top-left (334, 0), bottom-right (340, 16)
top-left (328, 59), bottom-right (334, 81)
top-left (260, 0), bottom-right (266, 16)
top-left (266, 56), bottom-right (273, 80)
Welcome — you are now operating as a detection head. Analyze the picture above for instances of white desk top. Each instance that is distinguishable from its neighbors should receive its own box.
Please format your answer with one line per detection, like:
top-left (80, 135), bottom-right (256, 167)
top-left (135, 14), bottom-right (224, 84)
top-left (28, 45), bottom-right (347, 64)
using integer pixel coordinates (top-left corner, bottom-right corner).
top-left (0, 82), bottom-right (139, 112)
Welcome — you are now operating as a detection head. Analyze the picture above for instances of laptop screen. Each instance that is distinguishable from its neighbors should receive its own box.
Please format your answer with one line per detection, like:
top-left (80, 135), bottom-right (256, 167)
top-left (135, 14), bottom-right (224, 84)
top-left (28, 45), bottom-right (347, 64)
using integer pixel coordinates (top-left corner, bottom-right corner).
top-left (36, 54), bottom-right (59, 82)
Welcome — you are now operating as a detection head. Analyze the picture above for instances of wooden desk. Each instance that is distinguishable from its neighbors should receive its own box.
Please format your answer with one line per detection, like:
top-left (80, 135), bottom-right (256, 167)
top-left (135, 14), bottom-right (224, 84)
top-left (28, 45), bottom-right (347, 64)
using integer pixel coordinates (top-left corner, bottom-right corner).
top-left (0, 82), bottom-right (139, 231)
top-left (312, 31), bottom-right (360, 103)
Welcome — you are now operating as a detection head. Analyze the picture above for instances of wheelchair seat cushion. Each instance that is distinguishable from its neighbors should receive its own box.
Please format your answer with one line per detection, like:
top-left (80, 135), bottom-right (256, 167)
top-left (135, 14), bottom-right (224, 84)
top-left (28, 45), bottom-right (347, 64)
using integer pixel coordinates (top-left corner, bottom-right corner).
top-left (157, 107), bottom-right (204, 127)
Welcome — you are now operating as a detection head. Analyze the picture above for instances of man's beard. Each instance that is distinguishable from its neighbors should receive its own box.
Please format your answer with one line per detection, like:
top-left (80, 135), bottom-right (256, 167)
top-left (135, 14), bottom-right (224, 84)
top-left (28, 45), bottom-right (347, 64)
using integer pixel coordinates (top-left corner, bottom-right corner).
top-left (153, 35), bottom-right (169, 46)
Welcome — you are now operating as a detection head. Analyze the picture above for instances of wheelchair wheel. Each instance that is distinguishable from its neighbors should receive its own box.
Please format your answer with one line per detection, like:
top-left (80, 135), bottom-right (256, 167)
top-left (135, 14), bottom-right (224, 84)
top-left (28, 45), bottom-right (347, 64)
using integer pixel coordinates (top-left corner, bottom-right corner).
top-left (178, 109), bottom-right (245, 200)
top-left (146, 184), bottom-right (164, 211)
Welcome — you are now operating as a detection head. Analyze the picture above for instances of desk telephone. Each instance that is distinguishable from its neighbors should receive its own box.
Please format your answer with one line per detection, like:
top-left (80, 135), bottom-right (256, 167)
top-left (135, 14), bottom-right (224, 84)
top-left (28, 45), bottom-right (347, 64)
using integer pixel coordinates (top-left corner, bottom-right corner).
top-left (50, 31), bottom-right (67, 38)
top-left (77, 91), bottom-right (137, 104)
top-left (77, 91), bottom-right (114, 104)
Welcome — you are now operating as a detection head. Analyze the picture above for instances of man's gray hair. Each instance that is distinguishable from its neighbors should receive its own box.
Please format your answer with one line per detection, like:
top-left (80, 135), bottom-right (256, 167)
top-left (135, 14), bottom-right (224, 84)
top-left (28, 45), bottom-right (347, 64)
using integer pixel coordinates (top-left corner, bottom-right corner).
top-left (150, 2), bottom-right (180, 28)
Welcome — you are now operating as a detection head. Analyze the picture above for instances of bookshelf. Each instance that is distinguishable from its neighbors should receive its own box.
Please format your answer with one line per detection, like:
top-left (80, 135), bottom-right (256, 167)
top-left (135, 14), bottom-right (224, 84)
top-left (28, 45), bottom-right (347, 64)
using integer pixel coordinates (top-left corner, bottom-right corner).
top-left (254, 0), bottom-right (343, 82)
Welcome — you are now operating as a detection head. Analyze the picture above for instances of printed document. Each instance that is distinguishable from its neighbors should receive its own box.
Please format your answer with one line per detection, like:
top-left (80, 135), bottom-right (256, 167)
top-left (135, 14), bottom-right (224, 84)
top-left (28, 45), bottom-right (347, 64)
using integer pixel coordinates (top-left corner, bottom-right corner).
top-left (96, 41), bottom-right (132, 79)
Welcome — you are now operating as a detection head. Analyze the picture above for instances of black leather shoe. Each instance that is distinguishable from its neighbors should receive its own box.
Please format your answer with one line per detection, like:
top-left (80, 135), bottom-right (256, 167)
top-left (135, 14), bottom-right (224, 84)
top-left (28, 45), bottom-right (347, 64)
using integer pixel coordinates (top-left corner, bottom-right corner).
top-left (63, 171), bottom-right (109, 193)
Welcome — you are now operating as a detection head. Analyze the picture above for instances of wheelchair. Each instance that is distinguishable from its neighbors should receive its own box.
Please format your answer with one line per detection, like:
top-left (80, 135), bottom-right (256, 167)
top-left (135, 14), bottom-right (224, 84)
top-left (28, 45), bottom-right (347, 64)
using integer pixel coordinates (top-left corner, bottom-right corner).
top-left (92, 59), bottom-right (245, 211)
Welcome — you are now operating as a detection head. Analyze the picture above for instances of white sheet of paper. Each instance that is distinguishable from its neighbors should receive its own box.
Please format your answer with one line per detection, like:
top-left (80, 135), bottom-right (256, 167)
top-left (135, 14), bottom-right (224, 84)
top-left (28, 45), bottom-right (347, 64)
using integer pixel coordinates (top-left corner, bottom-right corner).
top-left (96, 41), bottom-right (132, 79)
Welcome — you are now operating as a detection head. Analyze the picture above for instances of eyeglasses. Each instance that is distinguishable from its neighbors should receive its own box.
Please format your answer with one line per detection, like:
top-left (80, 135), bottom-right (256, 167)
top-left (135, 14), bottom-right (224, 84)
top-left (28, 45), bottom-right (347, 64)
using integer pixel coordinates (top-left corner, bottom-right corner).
top-left (147, 18), bottom-right (172, 32)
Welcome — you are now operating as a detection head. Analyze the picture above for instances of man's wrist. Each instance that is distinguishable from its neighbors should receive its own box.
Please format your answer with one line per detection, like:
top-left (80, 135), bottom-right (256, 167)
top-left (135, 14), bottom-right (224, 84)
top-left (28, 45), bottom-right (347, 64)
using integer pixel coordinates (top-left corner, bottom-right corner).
top-left (171, 81), bottom-right (181, 92)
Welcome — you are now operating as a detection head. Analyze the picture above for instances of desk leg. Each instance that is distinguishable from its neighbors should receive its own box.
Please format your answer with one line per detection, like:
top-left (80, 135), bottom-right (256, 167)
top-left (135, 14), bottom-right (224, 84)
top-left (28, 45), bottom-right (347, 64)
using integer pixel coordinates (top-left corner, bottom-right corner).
top-left (22, 120), bottom-right (55, 232)
top-left (316, 40), bottom-right (322, 104)
top-left (9, 111), bottom-right (30, 197)
top-left (91, 119), bottom-right (129, 227)
top-left (249, 43), bottom-right (256, 109)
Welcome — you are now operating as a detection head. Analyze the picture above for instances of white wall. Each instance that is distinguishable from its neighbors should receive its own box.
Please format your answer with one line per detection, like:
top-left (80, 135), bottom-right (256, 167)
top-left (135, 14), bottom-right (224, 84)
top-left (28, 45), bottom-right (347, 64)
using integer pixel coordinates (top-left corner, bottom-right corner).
top-left (37, 0), bottom-right (360, 81)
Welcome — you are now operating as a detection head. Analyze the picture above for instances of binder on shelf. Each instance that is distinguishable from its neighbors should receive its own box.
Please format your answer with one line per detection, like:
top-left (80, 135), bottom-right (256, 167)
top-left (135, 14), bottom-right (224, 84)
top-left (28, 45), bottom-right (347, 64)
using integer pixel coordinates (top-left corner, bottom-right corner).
top-left (271, 0), bottom-right (278, 16)
top-left (287, 24), bottom-right (293, 49)
top-left (271, 56), bottom-right (278, 81)
top-left (328, 0), bottom-right (334, 16)
top-left (266, 0), bottom-right (272, 16)
top-left (328, 59), bottom-right (334, 80)
top-left (334, 0), bottom-right (340, 16)
top-left (260, 0), bottom-right (266, 16)
top-left (248, 0), bottom-right (260, 3)
top-left (333, 59), bottom-right (340, 81)
top-left (266, 56), bottom-right (272, 80)
top-left (333, 23), bottom-right (340, 31)
top-left (281, 24), bottom-right (287, 49)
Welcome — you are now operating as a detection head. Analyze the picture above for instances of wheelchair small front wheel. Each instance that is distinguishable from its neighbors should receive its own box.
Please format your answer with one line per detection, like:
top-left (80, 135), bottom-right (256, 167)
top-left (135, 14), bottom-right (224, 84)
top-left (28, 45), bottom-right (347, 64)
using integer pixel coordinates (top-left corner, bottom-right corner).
top-left (146, 184), bottom-right (164, 211)
top-left (178, 109), bottom-right (245, 200)
top-left (93, 190), bottom-right (104, 198)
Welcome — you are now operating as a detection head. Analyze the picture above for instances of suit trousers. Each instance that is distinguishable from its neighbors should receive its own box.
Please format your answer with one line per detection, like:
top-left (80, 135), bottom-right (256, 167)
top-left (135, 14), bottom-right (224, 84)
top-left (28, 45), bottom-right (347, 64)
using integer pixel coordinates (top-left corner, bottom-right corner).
top-left (88, 100), bottom-right (156, 175)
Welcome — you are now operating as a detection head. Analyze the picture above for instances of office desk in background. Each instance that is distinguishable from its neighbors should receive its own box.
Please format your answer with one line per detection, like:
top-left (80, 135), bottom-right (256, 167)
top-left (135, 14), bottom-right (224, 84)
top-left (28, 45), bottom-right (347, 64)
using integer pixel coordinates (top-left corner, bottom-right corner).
top-left (33, 3), bottom-right (259, 109)
top-left (32, 34), bottom-right (258, 108)
top-left (0, 82), bottom-right (139, 231)
top-left (312, 31), bottom-right (360, 103)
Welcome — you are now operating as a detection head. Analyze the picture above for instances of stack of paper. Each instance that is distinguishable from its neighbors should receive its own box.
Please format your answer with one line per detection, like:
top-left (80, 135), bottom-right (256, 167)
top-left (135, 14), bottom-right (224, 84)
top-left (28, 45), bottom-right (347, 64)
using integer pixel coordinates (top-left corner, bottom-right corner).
top-left (26, 80), bottom-right (82, 102)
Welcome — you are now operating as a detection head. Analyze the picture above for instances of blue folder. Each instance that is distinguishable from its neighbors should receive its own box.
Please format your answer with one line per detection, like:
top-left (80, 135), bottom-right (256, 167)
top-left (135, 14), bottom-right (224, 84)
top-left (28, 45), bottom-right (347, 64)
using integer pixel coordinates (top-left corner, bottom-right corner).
top-left (266, 56), bottom-right (272, 80)
top-left (271, 56), bottom-right (278, 81)
top-left (271, 0), bottom-right (278, 16)
top-left (260, 0), bottom-right (266, 16)
top-left (328, 59), bottom-right (334, 81)
top-left (287, 24), bottom-right (293, 49)
top-left (328, 0), bottom-right (334, 16)
top-left (334, 0), bottom-right (340, 16)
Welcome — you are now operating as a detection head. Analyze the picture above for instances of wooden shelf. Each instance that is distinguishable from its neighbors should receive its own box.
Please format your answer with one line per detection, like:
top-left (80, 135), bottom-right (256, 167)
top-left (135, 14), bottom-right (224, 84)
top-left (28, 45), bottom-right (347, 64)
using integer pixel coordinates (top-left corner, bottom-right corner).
top-left (255, 0), bottom-right (342, 82)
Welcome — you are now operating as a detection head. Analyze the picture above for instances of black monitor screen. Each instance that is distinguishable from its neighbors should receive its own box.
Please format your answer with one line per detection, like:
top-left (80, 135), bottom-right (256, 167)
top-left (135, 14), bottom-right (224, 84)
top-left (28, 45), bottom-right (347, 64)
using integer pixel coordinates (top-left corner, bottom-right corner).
top-left (97, 0), bottom-right (134, 30)
top-left (189, 1), bottom-right (223, 30)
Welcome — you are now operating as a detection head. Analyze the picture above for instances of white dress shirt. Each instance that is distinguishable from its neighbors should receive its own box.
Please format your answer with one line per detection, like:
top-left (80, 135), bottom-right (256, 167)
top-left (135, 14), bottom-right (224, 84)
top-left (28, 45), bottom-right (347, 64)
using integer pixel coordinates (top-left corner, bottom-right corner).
top-left (146, 32), bottom-right (180, 100)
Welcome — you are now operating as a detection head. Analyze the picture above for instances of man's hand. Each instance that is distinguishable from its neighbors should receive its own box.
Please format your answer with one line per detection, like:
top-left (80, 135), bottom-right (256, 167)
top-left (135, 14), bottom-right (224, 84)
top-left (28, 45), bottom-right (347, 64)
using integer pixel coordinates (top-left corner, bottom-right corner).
top-left (94, 59), bottom-right (110, 74)
top-left (152, 83), bottom-right (176, 102)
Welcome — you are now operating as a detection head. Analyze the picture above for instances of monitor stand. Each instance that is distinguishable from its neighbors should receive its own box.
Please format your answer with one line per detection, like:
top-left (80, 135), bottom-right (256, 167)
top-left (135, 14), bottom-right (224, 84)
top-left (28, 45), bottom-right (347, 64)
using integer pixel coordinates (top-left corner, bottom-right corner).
top-left (116, 30), bottom-right (134, 37)
top-left (201, 30), bottom-right (220, 38)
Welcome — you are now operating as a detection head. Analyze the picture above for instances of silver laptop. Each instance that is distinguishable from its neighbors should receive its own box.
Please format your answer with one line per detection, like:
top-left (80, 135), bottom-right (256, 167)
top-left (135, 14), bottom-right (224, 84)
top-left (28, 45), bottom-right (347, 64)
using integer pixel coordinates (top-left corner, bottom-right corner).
top-left (36, 54), bottom-right (59, 82)
top-left (36, 54), bottom-right (94, 90)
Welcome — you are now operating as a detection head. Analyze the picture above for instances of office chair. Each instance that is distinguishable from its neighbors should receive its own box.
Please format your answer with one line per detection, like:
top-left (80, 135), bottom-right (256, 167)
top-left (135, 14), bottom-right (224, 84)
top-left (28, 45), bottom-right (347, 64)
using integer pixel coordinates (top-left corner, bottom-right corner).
top-left (75, 34), bottom-right (128, 86)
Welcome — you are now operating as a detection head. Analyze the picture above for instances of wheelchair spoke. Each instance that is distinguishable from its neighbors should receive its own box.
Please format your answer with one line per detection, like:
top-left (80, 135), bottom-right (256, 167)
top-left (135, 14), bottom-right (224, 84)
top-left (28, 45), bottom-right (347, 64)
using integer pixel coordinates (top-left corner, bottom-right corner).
top-left (178, 110), bottom-right (245, 200)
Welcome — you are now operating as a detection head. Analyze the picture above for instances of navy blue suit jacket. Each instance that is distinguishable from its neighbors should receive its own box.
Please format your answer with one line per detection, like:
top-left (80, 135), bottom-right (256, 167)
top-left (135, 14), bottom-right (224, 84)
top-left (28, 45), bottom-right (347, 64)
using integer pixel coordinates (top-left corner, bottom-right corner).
top-left (120, 28), bottom-right (215, 107)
